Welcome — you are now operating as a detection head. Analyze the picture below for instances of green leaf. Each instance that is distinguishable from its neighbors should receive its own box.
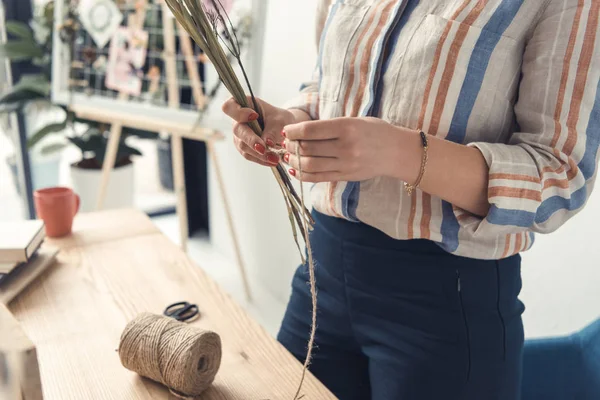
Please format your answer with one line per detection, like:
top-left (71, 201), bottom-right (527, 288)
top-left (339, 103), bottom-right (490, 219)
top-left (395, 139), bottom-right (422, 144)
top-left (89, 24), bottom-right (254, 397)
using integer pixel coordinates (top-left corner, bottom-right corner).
top-left (0, 88), bottom-right (45, 104)
top-left (88, 135), bottom-right (108, 163)
top-left (32, 54), bottom-right (51, 68)
top-left (5, 21), bottom-right (34, 40)
top-left (0, 41), bottom-right (44, 61)
top-left (40, 143), bottom-right (67, 156)
top-left (0, 90), bottom-right (46, 114)
top-left (18, 74), bottom-right (51, 93)
top-left (0, 75), bottom-right (51, 109)
top-left (43, 2), bottom-right (55, 26)
top-left (27, 121), bottom-right (67, 149)
top-left (122, 127), bottom-right (158, 140)
top-left (0, 101), bottom-right (26, 114)
top-left (117, 143), bottom-right (143, 158)
top-left (67, 136), bottom-right (89, 152)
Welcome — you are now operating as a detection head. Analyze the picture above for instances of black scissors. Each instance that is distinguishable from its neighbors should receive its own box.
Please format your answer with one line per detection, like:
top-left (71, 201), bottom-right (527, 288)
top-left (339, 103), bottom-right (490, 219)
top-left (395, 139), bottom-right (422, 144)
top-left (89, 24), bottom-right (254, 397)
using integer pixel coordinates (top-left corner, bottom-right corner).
top-left (163, 301), bottom-right (200, 322)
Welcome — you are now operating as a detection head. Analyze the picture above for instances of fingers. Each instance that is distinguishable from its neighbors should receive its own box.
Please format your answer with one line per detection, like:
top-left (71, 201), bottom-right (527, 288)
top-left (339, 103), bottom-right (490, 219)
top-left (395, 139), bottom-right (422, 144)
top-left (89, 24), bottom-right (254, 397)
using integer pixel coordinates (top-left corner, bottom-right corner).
top-left (222, 97), bottom-right (260, 123)
top-left (285, 153), bottom-right (338, 174)
top-left (233, 122), bottom-right (266, 154)
top-left (284, 138), bottom-right (340, 157)
top-left (287, 169), bottom-right (340, 183)
top-left (233, 136), bottom-right (280, 167)
top-left (283, 120), bottom-right (341, 141)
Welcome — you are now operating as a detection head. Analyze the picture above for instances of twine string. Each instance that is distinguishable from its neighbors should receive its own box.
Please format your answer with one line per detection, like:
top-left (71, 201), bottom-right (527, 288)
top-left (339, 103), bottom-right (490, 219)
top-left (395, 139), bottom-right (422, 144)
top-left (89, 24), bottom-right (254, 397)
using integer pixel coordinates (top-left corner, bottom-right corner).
top-left (292, 140), bottom-right (317, 400)
top-left (118, 313), bottom-right (222, 399)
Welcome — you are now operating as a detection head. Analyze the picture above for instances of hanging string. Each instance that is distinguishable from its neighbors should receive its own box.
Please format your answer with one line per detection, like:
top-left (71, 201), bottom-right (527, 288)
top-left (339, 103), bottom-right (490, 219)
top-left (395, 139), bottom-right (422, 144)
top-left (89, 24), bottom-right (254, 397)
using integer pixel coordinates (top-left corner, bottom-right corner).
top-left (292, 141), bottom-right (317, 400)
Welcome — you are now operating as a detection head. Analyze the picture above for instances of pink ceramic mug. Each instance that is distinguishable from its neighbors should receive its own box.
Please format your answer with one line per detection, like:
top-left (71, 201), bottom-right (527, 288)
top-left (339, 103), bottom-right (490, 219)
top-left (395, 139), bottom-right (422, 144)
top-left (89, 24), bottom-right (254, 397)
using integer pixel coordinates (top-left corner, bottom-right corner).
top-left (34, 187), bottom-right (80, 238)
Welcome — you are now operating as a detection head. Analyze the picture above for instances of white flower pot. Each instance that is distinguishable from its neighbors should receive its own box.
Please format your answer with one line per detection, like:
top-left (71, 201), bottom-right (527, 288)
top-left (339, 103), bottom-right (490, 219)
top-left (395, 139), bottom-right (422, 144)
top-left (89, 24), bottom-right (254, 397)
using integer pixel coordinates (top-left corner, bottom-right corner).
top-left (70, 163), bottom-right (135, 213)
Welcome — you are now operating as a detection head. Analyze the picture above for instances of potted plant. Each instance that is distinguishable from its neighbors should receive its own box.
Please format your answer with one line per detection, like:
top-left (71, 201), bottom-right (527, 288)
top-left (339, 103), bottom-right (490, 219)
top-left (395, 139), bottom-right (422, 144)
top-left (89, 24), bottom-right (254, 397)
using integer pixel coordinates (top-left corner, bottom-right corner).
top-left (67, 123), bottom-right (155, 212)
top-left (0, 1), bottom-right (71, 192)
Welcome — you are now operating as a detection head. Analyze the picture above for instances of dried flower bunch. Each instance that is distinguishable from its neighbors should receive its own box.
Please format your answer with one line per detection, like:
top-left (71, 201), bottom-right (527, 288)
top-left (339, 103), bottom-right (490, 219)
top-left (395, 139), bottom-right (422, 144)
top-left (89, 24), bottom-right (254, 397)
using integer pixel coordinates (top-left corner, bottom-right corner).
top-left (163, 1), bottom-right (317, 398)
top-left (165, 0), bottom-right (314, 248)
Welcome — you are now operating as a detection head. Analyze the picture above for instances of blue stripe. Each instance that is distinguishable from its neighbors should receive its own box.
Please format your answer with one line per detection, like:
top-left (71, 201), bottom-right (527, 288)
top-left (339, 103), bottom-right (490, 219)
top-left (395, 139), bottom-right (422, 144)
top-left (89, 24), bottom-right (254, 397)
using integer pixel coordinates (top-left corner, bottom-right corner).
top-left (438, 201), bottom-right (460, 252)
top-left (529, 232), bottom-right (535, 247)
top-left (445, 0), bottom-right (525, 144)
top-left (534, 185), bottom-right (588, 224)
top-left (341, 182), bottom-right (360, 222)
top-left (343, 1), bottom-right (415, 221)
top-left (578, 77), bottom-right (600, 180)
top-left (440, 0), bottom-right (524, 250)
top-left (365, 0), bottom-right (414, 117)
top-left (529, 77), bottom-right (600, 223)
top-left (317, 1), bottom-right (341, 91)
top-left (487, 205), bottom-right (536, 227)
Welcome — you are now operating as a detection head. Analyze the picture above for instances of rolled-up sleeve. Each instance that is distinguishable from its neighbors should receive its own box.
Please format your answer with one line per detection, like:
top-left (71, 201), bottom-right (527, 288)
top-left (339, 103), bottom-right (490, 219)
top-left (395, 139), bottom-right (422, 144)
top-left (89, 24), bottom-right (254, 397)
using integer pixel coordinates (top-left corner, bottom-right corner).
top-left (282, 0), bottom-right (331, 120)
top-left (465, 1), bottom-right (600, 236)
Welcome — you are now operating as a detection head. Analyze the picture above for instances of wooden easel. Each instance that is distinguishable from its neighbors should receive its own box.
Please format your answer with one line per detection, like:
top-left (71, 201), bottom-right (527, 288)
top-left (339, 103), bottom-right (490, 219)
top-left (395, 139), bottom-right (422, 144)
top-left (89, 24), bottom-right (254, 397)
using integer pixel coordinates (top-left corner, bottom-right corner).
top-left (86, 1), bottom-right (252, 301)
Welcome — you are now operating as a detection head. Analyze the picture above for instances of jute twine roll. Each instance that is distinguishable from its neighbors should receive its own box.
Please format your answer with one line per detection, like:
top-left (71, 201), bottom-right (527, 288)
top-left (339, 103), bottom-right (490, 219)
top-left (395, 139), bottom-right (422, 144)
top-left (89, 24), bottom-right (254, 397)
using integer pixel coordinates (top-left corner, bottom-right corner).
top-left (118, 312), bottom-right (222, 399)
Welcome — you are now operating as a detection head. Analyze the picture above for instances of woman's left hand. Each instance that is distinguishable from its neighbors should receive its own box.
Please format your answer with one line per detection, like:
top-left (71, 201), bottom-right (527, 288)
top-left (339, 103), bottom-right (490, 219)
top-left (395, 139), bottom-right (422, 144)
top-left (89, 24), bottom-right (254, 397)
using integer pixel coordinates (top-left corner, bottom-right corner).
top-left (282, 117), bottom-right (414, 183)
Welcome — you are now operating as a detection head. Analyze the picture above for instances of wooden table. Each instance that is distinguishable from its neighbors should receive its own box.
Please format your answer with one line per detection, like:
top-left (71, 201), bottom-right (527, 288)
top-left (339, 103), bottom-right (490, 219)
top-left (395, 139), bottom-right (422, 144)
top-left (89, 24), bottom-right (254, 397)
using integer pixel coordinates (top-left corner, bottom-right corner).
top-left (8, 209), bottom-right (335, 400)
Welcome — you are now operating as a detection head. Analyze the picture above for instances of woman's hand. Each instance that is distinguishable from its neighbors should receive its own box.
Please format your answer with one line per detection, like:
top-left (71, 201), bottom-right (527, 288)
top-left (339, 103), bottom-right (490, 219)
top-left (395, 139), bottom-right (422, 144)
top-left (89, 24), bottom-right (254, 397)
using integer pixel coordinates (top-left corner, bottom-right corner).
top-left (222, 97), bottom-right (297, 167)
top-left (282, 117), bottom-right (417, 183)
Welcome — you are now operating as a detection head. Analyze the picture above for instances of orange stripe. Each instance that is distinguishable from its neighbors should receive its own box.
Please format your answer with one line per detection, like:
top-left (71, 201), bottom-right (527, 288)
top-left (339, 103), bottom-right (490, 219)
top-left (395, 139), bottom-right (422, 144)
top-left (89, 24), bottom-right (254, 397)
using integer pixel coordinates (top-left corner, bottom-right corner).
top-left (350, 1), bottom-right (396, 117)
top-left (489, 187), bottom-right (542, 202)
top-left (542, 164), bottom-right (567, 175)
top-left (501, 234), bottom-right (512, 258)
top-left (407, 192), bottom-right (418, 239)
top-left (539, 157), bottom-right (579, 189)
top-left (513, 233), bottom-right (522, 256)
top-left (548, 152), bottom-right (580, 180)
top-left (543, 178), bottom-right (570, 190)
top-left (550, 0), bottom-right (585, 149)
top-left (489, 173), bottom-right (541, 184)
top-left (564, 154), bottom-right (580, 180)
top-left (428, 0), bottom-right (488, 136)
top-left (412, 0), bottom-right (473, 239)
top-left (341, 2), bottom-right (386, 116)
top-left (563, 1), bottom-right (600, 156)
top-left (329, 2), bottom-right (387, 217)
top-left (327, 183), bottom-right (341, 217)
top-left (417, 0), bottom-right (473, 129)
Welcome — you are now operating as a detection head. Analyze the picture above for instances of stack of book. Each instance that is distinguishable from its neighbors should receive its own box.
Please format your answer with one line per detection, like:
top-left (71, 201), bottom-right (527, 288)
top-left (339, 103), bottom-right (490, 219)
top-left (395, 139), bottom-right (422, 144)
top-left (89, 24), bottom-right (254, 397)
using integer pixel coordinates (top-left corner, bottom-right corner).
top-left (0, 220), bottom-right (58, 305)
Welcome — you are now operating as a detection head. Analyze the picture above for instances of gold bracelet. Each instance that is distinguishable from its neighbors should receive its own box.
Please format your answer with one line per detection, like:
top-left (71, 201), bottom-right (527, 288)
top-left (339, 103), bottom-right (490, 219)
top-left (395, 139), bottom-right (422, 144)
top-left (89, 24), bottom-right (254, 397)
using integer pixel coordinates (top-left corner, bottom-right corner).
top-left (404, 131), bottom-right (429, 196)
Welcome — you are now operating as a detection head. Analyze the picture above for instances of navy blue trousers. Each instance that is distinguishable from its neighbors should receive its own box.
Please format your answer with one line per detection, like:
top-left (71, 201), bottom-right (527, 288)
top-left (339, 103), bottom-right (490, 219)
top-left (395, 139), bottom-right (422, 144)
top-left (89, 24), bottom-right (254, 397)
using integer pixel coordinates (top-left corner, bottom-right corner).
top-left (278, 211), bottom-right (525, 400)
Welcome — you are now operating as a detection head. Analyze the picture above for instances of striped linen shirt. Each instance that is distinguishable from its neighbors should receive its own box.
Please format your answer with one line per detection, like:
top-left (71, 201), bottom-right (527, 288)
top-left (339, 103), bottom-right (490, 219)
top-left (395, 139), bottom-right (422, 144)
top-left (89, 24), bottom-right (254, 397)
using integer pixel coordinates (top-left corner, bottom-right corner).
top-left (285, 0), bottom-right (600, 260)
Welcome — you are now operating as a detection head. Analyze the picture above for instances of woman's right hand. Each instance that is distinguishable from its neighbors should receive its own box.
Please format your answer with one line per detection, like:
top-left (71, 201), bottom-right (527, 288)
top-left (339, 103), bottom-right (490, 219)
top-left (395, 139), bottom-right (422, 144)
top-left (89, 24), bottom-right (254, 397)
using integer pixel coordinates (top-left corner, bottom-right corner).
top-left (222, 97), bottom-right (296, 167)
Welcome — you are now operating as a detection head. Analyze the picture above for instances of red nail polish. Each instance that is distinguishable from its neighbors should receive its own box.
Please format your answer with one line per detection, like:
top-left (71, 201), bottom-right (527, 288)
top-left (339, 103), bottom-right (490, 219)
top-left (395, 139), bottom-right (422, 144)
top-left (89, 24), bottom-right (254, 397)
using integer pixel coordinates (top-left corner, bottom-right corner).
top-left (289, 169), bottom-right (296, 177)
top-left (282, 141), bottom-right (287, 149)
top-left (249, 112), bottom-right (259, 122)
top-left (281, 130), bottom-right (287, 138)
top-left (266, 138), bottom-right (275, 147)
top-left (254, 143), bottom-right (266, 155)
top-left (267, 153), bottom-right (280, 164)
top-left (284, 153), bottom-right (290, 163)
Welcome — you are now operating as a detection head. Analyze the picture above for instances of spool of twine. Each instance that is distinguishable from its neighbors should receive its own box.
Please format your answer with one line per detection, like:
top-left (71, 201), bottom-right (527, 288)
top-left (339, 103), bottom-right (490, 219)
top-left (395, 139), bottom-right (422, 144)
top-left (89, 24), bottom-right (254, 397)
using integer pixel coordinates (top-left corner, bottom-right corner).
top-left (118, 312), bottom-right (222, 399)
